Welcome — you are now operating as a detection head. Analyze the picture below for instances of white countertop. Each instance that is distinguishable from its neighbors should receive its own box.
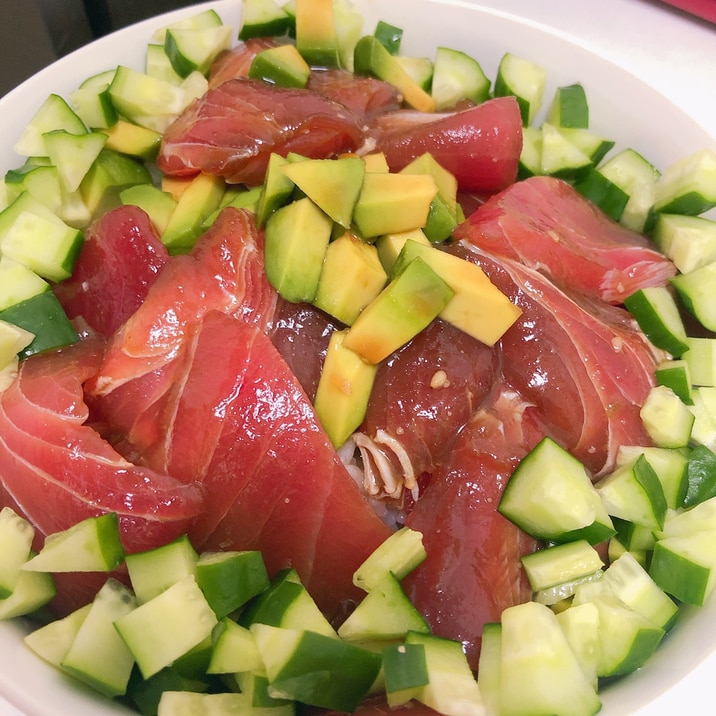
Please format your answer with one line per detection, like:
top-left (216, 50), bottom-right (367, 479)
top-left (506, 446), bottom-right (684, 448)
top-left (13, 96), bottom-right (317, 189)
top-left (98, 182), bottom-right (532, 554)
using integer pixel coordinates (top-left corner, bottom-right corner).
top-left (0, 1), bottom-right (714, 714)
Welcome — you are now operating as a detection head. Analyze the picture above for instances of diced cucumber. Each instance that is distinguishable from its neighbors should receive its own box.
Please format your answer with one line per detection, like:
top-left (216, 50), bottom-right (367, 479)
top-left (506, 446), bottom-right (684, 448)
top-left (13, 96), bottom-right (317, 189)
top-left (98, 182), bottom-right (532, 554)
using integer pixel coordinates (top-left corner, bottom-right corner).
top-left (333, 0), bottom-right (364, 71)
top-left (69, 84), bottom-right (118, 130)
top-left (235, 670), bottom-right (293, 708)
top-left (239, 0), bottom-right (291, 40)
top-left (430, 47), bottom-right (490, 111)
top-left (671, 261), bottom-right (716, 332)
top-left (405, 631), bottom-right (485, 716)
top-left (595, 454), bottom-right (668, 530)
top-left (0, 561), bottom-right (55, 619)
top-left (598, 148), bottom-right (660, 232)
top-left (158, 690), bottom-right (293, 716)
top-left (653, 148), bottom-right (716, 216)
top-left (518, 125), bottom-right (542, 179)
top-left (521, 540), bottom-right (603, 593)
top-left (683, 444), bottom-right (716, 509)
top-left (573, 167), bottom-right (630, 222)
top-left (239, 567), bottom-right (337, 637)
top-left (374, 20), bottom-right (402, 54)
top-left (165, 25), bottom-right (233, 78)
top-left (572, 580), bottom-right (664, 677)
top-left (557, 127), bottom-right (614, 166)
top-left (533, 570), bottom-right (605, 607)
top-left (5, 161), bottom-right (63, 215)
top-left (24, 603), bottom-right (92, 666)
top-left (546, 83), bottom-right (589, 128)
top-left (13, 94), bottom-right (87, 158)
top-left (195, 550), bottom-right (269, 619)
top-left (0, 507), bottom-right (35, 598)
top-left (650, 530), bottom-right (716, 606)
top-left (0, 290), bottom-right (78, 358)
top-left (352, 526), bottom-right (426, 592)
top-left (115, 575), bottom-right (218, 679)
top-left (623, 286), bottom-right (689, 357)
top-left (146, 43), bottom-right (184, 85)
top-left (684, 337), bottom-right (716, 387)
top-left (499, 601), bottom-right (601, 716)
top-left (396, 55), bottom-right (433, 91)
top-left (639, 384), bottom-right (694, 449)
top-left (616, 444), bottom-right (689, 510)
top-left (660, 494), bottom-right (716, 537)
top-left (23, 512), bottom-right (124, 573)
top-left (493, 52), bottom-right (546, 125)
top-left (555, 602), bottom-right (600, 689)
top-left (498, 437), bottom-right (615, 544)
top-left (151, 8), bottom-right (224, 43)
top-left (43, 129), bottom-right (108, 194)
top-left (539, 123), bottom-right (593, 179)
top-left (251, 623), bottom-right (382, 712)
top-left (382, 642), bottom-right (429, 707)
top-left (125, 534), bottom-right (198, 604)
top-left (476, 622), bottom-right (502, 716)
top-left (61, 579), bottom-right (137, 698)
top-left (652, 213), bottom-right (716, 274)
top-left (0, 191), bottom-right (84, 283)
top-left (655, 359), bottom-right (694, 406)
top-left (337, 572), bottom-right (429, 642)
top-left (206, 618), bottom-right (262, 674)
top-left (603, 551), bottom-right (679, 631)
top-left (689, 386), bottom-right (716, 450)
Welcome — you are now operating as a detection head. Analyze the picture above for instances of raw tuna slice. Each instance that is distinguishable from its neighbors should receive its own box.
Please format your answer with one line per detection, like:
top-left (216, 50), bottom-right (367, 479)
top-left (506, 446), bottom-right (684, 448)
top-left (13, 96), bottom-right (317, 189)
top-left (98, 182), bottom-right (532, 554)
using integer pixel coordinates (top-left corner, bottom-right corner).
top-left (54, 205), bottom-right (169, 337)
top-left (353, 319), bottom-right (499, 502)
top-left (367, 96), bottom-right (523, 194)
top-left (157, 78), bottom-right (365, 185)
top-left (0, 338), bottom-right (205, 556)
top-left (404, 387), bottom-right (543, 669)
top-left (453, 175), bottom-right (676, 304)
top-left (451, 241), bottom-right (659, 475)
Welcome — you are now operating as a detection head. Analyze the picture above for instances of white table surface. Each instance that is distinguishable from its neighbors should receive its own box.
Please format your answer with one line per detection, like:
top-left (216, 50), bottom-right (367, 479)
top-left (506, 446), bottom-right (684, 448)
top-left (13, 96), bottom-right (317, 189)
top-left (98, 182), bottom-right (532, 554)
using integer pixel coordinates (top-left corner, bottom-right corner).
top-left (0, 0), bottom-right (713, 714)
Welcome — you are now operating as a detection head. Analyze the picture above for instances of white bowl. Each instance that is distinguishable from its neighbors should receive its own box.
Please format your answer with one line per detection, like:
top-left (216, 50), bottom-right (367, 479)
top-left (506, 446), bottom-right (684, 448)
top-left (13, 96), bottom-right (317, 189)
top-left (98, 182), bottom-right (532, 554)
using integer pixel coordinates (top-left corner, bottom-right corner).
top-left (1, 1), bottom-right (715, 714)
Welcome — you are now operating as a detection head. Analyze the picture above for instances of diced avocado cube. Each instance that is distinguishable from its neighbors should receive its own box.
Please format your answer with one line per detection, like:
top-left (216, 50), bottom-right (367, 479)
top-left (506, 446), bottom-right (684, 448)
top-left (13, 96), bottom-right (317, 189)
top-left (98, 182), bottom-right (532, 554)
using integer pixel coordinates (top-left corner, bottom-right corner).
top-left (249, 44), bottom-right (311, 88)
top-left (120, 183), bottom-right (178, 235)
top-left (295, 0), bottom-right (340, 67)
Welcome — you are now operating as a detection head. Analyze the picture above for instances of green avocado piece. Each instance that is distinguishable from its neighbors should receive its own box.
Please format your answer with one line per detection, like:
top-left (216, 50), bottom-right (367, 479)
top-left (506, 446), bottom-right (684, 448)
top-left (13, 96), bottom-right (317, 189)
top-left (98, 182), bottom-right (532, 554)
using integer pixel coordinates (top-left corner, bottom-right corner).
top-left (353, 35), bottom-right (435, 112)
top-left (255, 153), bottom-right (296, 228)
top-left (393, 240), bottom-right (522, 346)
top-left (313, 232), bottom-right (387, 326)
top-left (352, 172), bottom-right (438, 239)
top-left (120, 183), bottom-right (177, 234)
top-left (342, 256), bottom-right (453, 364)
top-left (313, 329), bottom-right (378, 448)
top-left (295, 0), bottom-right (340, 68)
top-left (282, 156), bottom-right (365, 229)
top-left (264, 197), bottom-right (333, 303)
top-left (249, 44), bottom-right (311, 88)
top-left (376, 228), bottom-right (431, 274)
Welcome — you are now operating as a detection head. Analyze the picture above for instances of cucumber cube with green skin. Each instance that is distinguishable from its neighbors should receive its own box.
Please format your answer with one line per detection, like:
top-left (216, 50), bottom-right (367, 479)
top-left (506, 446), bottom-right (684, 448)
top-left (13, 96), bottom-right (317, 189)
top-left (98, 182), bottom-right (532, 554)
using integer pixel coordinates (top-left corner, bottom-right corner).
top-left (207, 618), bottom-right (262, 674)
top-left (264, 197), bottom-right (333, 303)
top-left (498, 436), bottom-right (615, 545)
top-left (239, 0), bottom-right (291, 40)
top-left (493, 52), bottom-right (546, 126)
top-left (115, 575), bottom-right (218, 679)
top-left (165, 25), bottom-right (233, 78)
top-left (405, 631), bottom-right (485, 716)
top-left (127, 668), bottom-right (211, 716)
top-left (573, 167), bottom-right (630, 222)
top-left (652, 214), bottom-right (716, 275)
top-left (239, 567), bottom-right (337, 637)
top-left (0, 290), bottom-right (79, 358)
top-left (539, 122), bottom-right (593, 180)
top-left (249, 44), bottom-right (311, 88)
top-left (639, 385), bottom-right (694, 450)
top-left (611, 516), bottom-right (657, 554)
top-left (236, 670), bottom-right (293, 708)
top-left (151, 8), bottom-right (223, 43)
top-left (383, 642), bottom-right (429, 707)
top-left (555, 602), bottom-right (600, 689)
top-left (0, 321), bottom-right (34, 373)
top-left (353, 526), bottom-right (426, 592)
top-left (672, 262), bottom-right (716, 332)
top-left (683, 444), bottom-right (716, 509)
top-left (4, 162), bottom-right (63, 215)
top-left (337, 572), bottom-right (429, 642)
top-left (547, 83), bottom-right (589, 128)
top-left (313, 329), bottom-right (379, 450)
top-left (125, 535), bottom-right (198, 605)
top-left (24, 603), bottom-right (92, 666)
top-left (396, 56), bottom-right (434, 92)
top-left (61, 579), bottom-right (137, 698)
top-left (342, 257), bottom-right (453, 364)
top-left (617, 445), bottom-right (689, 510)
top-left (0, 559), bottom-right (56, 619)
top-left (650, 531), bottom-right (716, 607)
top-left (603, 551), bottom-right (679, 631)
top-left (573, 580), bottom-right (664, 678)
top-left (251, 624), bottom-right (382, 712)
top-left (655, 359), bottom-right (694, 407)
top-left (158, 691), bottom-right (293, 716)
top-left (0, 507), bottom-right (35, 598)
top-left (683, 337), bottom-right (716, 387)
top-left (43, 129), bottom-right (108, 193)
top-left (476, 623), bottom-right (502, 716)
top-left (520, 540), bottom-right (604, 593)
top-left (661, 494), bottom-right (716, 538)
top-left (596, 454), bottom-right (668, 530)
top-left (431, 47), bottom-right (490, 111)
top-left (13, 94), bottom-right (87, 158)
top-left (195, 550), bottom-right (269, 619)
top-left (23, 512), bottom-right (124, 573)
top-left (653, 148), bottom-right (716, 216)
